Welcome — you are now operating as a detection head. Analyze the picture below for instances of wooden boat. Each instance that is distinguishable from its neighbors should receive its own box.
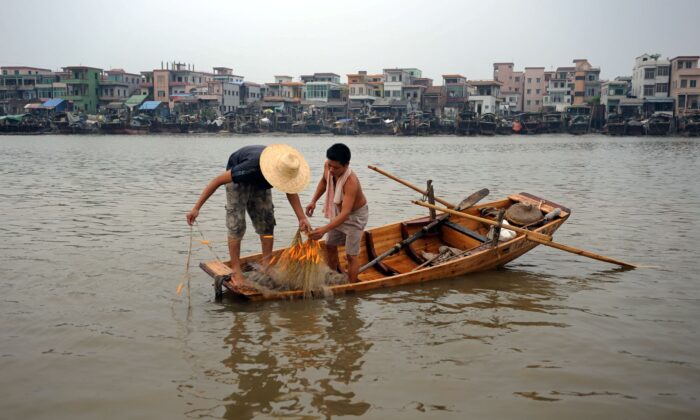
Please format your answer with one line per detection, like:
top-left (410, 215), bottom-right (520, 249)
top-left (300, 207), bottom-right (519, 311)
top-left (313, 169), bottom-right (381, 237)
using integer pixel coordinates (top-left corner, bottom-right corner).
top-left (644, 112), bottom-right (672, 136)
top-left (477, 113), bottom-right (497, 135)
top-left (200, 192), bottom-right (570, 301)
top-left (456, 110), bottom-right (478, 135)
top-left (604, 113), bottom-right (626, 136)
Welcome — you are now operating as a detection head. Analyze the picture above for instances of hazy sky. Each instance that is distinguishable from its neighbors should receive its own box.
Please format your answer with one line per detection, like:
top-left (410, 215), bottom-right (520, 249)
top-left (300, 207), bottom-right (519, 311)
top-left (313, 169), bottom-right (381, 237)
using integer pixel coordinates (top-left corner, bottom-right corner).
top-left (2, 0), bottom-right (699, 83)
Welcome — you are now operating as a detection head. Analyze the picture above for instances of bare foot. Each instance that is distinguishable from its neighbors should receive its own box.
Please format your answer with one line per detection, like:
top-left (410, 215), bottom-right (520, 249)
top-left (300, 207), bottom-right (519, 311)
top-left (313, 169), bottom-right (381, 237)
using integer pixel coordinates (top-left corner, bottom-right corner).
top-left (227, 271), bottom-right (247, 285)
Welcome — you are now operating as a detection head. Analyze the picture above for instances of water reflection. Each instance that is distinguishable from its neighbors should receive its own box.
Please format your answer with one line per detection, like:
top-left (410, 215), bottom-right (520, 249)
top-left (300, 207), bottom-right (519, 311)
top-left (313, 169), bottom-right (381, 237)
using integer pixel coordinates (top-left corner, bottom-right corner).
top-left (216, 298), bottom-right (371, 419)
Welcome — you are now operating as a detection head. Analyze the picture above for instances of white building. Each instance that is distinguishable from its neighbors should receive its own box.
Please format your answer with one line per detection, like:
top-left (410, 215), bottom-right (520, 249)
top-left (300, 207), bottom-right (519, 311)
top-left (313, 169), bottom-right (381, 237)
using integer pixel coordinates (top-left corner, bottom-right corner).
top-left (631, 54), bottom-right (670, 99)
top-left (467, 80), bottom-right (502, 115)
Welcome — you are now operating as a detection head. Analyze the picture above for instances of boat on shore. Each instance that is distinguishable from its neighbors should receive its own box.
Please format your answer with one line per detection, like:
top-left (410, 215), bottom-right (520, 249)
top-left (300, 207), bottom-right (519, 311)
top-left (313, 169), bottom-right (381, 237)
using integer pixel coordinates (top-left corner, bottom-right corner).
top-left (678, 112), bottom-right (700, 137)
top-left (604, 113), bottom-right (626, 136)
top-left (200, 192), bottom-right (569, 301)
top-left (644, 112), bottom-right (672, 136)
top-left (478, 113), bottom-right (497, 135)
top-left (456, 110), bottom-right (478, 135)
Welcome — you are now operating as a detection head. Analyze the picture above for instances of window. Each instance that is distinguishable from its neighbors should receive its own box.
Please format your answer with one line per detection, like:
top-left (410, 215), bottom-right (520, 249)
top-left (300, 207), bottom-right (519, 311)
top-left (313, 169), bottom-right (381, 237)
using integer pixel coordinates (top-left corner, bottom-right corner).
top-left (657, 66), bottom-right (669, 76)
top-left (526, 100), bottom-right (531, 105)
top-left (515, 88), bottom-right (519, 92)
top-left (677, 61), bottom-right (684, 69)
top-left (536, 78), bottom-right (540, 83)
top-left (656, 83), bottom-right (668, 93)
top-left (679, 96), bottom-right (686, 107)
top-left (644, 68), bottom-right (655, 79)
top-left (527, 78), bottom-right (532, 84)
top-left (692, 80), bottom-right (698, 88)
top-left (527, 89), bottom-right (531, 94)
top-left (536, 89), bottom-right (540, 94)
top-left (514, 77), bottom-right (520, 82)
top-left (643, 85), bottom-right (654, 96)
top-left (681, 79), bottom-right (688, 88)
top-left (686, 61), bottom-right (692, 69)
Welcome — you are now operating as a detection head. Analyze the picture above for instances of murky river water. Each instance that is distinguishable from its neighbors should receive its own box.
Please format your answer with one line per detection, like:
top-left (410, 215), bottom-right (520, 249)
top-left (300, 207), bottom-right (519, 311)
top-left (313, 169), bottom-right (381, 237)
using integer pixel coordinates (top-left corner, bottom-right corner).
top-left (1, 134), bottom-right (699, 419)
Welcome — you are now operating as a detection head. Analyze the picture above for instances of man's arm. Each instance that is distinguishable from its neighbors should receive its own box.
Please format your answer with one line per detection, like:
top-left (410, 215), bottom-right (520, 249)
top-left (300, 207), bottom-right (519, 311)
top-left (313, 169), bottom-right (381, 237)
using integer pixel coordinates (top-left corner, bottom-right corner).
top-left (186, 170), bottom-right (232, 225)
top-left (308, 178), bottom-right (358, 239)
top-left (286, 193), bottom-right (311, 232)
top-left (305, 172), bottom-right (328, 217)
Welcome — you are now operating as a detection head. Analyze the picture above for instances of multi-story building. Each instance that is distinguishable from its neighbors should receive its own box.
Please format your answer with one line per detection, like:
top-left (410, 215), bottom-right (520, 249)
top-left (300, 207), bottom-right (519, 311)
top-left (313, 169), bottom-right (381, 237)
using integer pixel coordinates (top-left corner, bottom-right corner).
top-left (571, 59), bottom-right (601, 106)
top-left (467, 80), bottom-right (502, 115)
top-left (669, 56), bottom-right (700, 115)
top-left (383, 68), bottom-right (413, 99)
top-left (347, 71), bottom-right (376, 107)
top-left (300, 73), bottom-right (343, 103)
top-left (629, 54), bottom-right (673, 114)
top-left (61, 66), bottom-right (103, 113)
top-left (99, 69), bottom-right (141, 109)
top-left (493, 62), bottom-right (524, 114)
top-left (149, 62), bottom-right (215, 109)
top-left (543, 66), bottom-right (575, 112)
top-left (523, 67), bottom-right (546, 112)
top-left (0, 66), bottom-right (61, 114)
top-left (423, 86), bottom-right (445, 116)
top-left (601, 77), bottom-right (630, 116)
top-left (442, 74), bottom-right (469, 115)
top-left (210, 67), bottom-right (244, 113)
top-left (240, 82), bottom-right (262, 107)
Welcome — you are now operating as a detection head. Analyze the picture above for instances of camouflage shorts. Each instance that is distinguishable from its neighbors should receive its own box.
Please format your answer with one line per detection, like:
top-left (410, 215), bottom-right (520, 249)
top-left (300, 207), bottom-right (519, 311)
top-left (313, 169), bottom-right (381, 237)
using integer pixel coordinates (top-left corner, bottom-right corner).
top-left (225, 182), bottom-right (275, 240)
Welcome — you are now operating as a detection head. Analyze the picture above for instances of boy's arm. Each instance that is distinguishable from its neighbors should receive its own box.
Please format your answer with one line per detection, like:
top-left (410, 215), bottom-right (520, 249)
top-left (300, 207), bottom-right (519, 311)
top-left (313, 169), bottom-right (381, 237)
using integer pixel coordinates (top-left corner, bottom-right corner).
top-left (286, 193), bottom-right (311, 232)
top-left (308, 178), bottom-right (358, 239)
top-left (305, 163), bottom-right (329, 217)
top-left (186, 170), bottom-right (232, 225)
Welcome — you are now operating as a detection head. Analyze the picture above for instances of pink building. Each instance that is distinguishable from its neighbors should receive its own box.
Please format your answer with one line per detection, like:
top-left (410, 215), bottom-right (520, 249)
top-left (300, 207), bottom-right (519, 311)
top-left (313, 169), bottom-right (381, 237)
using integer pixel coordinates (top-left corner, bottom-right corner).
top-left (523, 67), bottom-right (546, 112)
top-left (669, 56), bottom-right (700, 115)
top-left (493, 62), bottom-right (523, 113)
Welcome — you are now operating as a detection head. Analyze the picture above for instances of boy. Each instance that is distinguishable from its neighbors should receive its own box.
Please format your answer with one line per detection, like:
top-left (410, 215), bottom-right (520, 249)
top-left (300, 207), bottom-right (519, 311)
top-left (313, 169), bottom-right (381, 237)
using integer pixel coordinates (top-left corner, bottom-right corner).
top-left (306, 143), bottom-right (368, 283)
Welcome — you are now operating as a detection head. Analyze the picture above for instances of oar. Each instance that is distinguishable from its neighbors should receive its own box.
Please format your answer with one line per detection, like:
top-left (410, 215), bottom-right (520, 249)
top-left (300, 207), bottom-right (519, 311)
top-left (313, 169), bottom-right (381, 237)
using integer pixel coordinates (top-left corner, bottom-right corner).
top-left (413, 200), bottom-right (637, 269)
top-left (368, 165), bottom-right (455, 208)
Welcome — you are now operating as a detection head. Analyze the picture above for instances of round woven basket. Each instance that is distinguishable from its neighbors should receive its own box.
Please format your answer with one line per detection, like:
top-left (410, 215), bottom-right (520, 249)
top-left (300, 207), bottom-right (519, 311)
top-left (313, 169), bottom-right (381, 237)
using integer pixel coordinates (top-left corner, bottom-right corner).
top-left (505, 203), bottom-right (543, 226)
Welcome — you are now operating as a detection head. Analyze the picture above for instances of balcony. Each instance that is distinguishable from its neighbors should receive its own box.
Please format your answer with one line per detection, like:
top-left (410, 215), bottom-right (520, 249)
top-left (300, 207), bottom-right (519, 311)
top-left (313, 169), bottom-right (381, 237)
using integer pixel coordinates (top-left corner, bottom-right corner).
top-left (61, 78), bottom-right (89, 85)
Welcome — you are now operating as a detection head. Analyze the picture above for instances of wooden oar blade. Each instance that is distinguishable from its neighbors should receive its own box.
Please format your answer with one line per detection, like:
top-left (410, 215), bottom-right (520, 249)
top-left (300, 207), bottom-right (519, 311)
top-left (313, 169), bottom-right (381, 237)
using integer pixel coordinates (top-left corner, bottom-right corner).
top-left (456, 188), bottom-right (490, 210)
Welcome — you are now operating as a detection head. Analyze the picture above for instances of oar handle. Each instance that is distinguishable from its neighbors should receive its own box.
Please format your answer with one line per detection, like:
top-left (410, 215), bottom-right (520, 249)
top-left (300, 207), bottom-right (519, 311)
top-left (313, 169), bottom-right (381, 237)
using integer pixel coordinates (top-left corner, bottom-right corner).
top-left (413, 200), bottom-right (637, 269)
top-left (368, 165), bottom-right (454, 208)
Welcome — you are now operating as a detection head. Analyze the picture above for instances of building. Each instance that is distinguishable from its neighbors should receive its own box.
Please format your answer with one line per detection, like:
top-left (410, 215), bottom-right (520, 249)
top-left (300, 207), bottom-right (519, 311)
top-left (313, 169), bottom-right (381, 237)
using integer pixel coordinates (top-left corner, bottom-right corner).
top-left (300, 73), bottom-right (340, 84)
top-left (300, 73), bottom-right (343, 103)
top-left (61, 66), bottom-right (103, 113)
top-left (0, 66), bottom-right (61, 114)
top-left (493, 63), bottom-right (523, 113)
top-left (149, 62), bottom-right (215, 110)
top-left (601, 77), bottom-right (630, 116)
top-left (240, 82), bottom-right (262, 107)
top-left (99, 69), bottom-right (141, 109)
top-left (442, 74), bottom-right (469, 116)
top-left (383, 68), bottom-right (413, 99)
top-left (523, 67), bottom-right (546, 112)
top-left (210, 67), bottom-right (244, 113)
top-left (571, 59), bottom-right (601, 106)
top-left (669, 56), bottom-right (700, 115)
top-left (543, 66), bottom-right (575, 112)
top-left (347, 71), bottom-right (376, 108)
top-left (467, 80), bottom-right (502, 115)
top-left (423, 86), bottom-right (445, 116)
top-left (629, 54), bottom-right (673, 115)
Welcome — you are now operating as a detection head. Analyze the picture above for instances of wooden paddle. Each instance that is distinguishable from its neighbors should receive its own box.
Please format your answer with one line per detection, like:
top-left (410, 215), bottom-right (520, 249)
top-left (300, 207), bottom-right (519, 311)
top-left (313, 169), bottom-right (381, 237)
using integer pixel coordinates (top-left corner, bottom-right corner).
top-left (413, 200), bottom-right (637, 269)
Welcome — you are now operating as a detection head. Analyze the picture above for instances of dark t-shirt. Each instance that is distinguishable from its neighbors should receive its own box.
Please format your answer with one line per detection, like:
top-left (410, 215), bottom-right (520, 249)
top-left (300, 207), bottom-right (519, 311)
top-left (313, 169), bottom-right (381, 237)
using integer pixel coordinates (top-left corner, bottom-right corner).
top-left (226, 145), bottom-right (272, 190)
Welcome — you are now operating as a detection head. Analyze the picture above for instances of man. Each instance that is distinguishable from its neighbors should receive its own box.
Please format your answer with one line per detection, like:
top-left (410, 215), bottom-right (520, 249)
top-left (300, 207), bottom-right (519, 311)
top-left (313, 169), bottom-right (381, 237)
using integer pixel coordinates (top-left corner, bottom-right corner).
top-left (186, 144), bottom-right (311, 284)
top-left (306, 143), bottom-right (368, 283)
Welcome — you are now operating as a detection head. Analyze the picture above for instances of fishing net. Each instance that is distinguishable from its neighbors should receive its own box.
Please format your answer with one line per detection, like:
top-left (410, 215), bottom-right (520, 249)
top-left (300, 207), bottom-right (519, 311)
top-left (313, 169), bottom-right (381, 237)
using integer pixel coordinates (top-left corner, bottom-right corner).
top-left (244, 230), bottom-right (348, 298)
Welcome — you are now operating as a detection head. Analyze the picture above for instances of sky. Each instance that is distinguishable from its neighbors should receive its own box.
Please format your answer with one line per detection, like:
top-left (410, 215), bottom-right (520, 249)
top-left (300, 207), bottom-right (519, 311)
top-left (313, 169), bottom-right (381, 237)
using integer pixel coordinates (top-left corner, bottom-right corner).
top-left (2, 0), bottom-right (699, 83)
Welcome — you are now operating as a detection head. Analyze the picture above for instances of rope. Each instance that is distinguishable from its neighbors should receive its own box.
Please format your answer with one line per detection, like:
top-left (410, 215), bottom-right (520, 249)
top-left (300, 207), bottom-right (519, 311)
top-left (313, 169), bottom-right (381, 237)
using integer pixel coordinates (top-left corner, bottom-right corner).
top-left (176, 225), bottom-right (193, 306)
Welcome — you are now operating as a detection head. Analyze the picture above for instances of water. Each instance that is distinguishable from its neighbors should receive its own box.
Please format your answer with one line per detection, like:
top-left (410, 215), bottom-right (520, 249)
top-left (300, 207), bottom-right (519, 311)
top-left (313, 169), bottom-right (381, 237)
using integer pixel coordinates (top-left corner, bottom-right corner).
top-left (1, 134), bottom-right (699, 419)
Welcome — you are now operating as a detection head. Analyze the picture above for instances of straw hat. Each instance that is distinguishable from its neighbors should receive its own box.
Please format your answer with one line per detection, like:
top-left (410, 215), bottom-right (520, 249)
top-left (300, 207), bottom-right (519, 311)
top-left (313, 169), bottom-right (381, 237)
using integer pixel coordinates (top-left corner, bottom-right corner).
top-left (259, 144), bottom-right (311, 193)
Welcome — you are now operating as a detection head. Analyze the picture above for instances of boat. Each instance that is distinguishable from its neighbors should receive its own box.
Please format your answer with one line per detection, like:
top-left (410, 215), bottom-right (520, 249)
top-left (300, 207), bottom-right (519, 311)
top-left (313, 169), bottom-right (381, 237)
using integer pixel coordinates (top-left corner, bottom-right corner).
top-left (517, 113), bottom-right (542, 134)
top-left (200, 192), bottom-right (569, 301)
top-left (625, 118), bottom-right (645, 136)
top-left (455, 110), bottom-right (478, 135)
top-left (604, 113), bottom-right (626, 136)
top-left (496, 117), bottom-right (513, 135)
top-left (678, 112), bottom-right (700, 137)
top-left (331, 118), bottom-right (358, 135)
top-left (565, 105), bottom-right (591, 135)
top-left (477, 113), bottom-right (497, 135)
top-left (644, 112), bottom-right (672, 136)
top-left (542, 113), bottom-right (564, 133)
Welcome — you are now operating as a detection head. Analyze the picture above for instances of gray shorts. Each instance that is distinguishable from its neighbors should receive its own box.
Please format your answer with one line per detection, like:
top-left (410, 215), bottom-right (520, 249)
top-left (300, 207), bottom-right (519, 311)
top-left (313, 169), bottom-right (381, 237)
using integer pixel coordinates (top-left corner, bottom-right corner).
top-left (326, 205), bottom-right (369, 256)
top-left (225, 182), bottom-right (275, 240)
